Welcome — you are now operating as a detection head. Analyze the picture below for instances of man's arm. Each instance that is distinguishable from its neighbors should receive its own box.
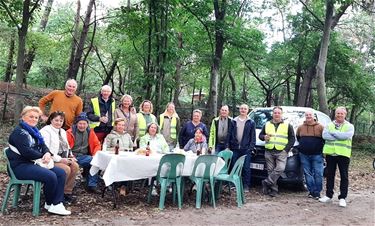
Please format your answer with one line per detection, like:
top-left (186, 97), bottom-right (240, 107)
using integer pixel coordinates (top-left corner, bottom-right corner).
top-left (248, 120), bottom-right (256, 153)
top-left (284, 124), bottom-right (296, 152)
top-left (331, 123), bottom-right (355, 140)
top-left (322, 124), bottom-right (337, 140)
top-left (259, 125), bottom-right (267, 141)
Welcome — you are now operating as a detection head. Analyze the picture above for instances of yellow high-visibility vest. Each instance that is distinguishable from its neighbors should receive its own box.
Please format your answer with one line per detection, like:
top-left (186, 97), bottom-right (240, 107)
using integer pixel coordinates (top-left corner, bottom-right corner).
top-left (323, 122), bottom-right (352, 158)
top-left (89, 97), bottom-right (115, 128)
top-left (265, 121), bottom-right (289, 151)
top-left (159, 113), bottom-right (177, 139)
top-left (137, 112), bottom-right (157, 136)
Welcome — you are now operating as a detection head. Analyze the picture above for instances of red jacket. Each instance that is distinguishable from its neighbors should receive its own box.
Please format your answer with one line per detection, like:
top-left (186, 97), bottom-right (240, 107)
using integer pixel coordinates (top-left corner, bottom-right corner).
top-left (66, 127), bottom-right (101, 156)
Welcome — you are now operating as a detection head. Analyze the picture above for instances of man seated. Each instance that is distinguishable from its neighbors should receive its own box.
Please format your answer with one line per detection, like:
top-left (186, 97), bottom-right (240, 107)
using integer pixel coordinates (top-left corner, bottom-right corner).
top-left (67, 112), bottom-right (101, 193)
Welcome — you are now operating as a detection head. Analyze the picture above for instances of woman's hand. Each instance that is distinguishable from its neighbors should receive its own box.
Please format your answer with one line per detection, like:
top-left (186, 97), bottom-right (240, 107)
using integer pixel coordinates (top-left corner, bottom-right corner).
top-left (42, 152), bottom-right (52, 164)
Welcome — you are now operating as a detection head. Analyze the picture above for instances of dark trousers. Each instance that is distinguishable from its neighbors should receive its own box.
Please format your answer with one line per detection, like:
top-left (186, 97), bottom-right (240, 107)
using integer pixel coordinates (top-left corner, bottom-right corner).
top-left (325, 155), bottom-right (350, 199)
top-left (13, 163), bottom-right (66, 205)
top-left (215, 143), bottom-right (227, 154)
top-left (230, 149), bottom-right (251, 187)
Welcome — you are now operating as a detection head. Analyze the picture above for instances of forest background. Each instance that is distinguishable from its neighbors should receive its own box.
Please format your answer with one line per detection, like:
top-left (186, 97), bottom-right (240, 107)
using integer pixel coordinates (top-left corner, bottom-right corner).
top-left (0, 0), bottom-right (374, 135)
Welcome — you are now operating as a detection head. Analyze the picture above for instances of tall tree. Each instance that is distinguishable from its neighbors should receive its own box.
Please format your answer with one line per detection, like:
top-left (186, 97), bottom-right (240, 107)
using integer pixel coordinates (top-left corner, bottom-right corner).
top-left (0, 0), bottom-right (42, 120)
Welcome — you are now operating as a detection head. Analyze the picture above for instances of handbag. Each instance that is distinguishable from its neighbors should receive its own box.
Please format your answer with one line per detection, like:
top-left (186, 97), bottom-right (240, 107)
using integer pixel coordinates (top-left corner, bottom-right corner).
top-left (34, 158), bottom-right (54, 169)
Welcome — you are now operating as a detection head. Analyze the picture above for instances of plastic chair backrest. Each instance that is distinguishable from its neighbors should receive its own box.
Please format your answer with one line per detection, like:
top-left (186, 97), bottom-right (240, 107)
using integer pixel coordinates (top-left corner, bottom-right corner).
top-left (3, 148), bottom-right (17, 179)
top-left (229, 155), bottom-right (246, 177)
top-left (157, 153), bottom-right (186, 180)
top-left (191, 155), bottom-right (219, 179)
top-left (217, 149), bottom-right (233, 173)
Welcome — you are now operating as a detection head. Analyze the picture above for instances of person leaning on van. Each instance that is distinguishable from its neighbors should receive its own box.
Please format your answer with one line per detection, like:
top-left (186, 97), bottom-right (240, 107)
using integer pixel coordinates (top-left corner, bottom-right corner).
top-left (259, 106), bottom-right (295, 197)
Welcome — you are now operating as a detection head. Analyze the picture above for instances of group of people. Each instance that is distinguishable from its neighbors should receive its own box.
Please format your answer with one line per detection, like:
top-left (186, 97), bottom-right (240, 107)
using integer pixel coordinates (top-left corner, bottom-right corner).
top-left (6, 79), bottom-right (354, 216)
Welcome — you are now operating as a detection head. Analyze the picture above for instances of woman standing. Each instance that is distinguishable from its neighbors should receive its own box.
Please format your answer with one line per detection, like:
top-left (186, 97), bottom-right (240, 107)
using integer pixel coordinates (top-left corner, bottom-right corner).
top-left (114, 94), bottom-right (139, 144)
top-left (137, 100), bottom-right (157, 137)
top-left (7, 106), bottom-right (71, 215)
top-left (178, 109), bottom-right (209, 149)
top-left (40, 111), bottom-right (80, 204)
top-left (159, 102), bottom-right (180, 151)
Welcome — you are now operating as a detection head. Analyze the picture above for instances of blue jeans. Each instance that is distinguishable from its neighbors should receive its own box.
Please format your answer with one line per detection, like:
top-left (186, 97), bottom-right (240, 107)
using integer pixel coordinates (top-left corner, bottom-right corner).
top-left (230, 149), bottom-right (251, 188)
top-left (76, 155), bottom-right (98, 187)
top-left (13, 163), bottom-right (66, 205)
top-left (299, 153), bottom-right (324, 197)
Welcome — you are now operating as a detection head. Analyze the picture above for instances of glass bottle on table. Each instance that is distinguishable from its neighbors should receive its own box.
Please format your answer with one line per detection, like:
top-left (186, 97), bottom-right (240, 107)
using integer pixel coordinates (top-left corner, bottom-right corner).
top-left (146, 141), bottom-right (151, 156)
top-left (196, 142), bottom-right (201, 156)
top-left (114, 139), bottom-right (120, 155)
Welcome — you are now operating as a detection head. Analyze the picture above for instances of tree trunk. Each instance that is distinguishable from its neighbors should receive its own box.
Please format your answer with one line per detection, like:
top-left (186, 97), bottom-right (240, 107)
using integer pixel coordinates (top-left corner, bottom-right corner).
top-left (14, 0), bottom-right (33, 121)
top-left (67, 0), bottom-right (81, 80)
top-left (315, 0), bottom-right (333, 115)
top-left (4, 33), bottom-right (15, 82)
top-left (23, 0), bottom-right (54, 77)
top-left (206, 0), bottom-right (226, 120)
top-left (173, 32), bottom-right (183, 107)
top-left (67, 0), bottom-right (95, 80)
top-left (228, 70), bottom-right (236, 116)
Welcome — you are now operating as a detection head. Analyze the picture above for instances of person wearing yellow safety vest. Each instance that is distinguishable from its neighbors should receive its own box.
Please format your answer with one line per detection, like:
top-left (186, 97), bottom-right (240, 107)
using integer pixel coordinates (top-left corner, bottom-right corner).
top-left (86, 85), bottom-right (115, 144)
top-left (159, 102), bottom-right (180, 151)
top-left (136, 100), bottom-right (157, 139)
top-left (259, 106), bottom-right (295, 197)
top-left (208, 105), bottom-right (233, 154)
top-left (319, 107), bottom-right (354, 208)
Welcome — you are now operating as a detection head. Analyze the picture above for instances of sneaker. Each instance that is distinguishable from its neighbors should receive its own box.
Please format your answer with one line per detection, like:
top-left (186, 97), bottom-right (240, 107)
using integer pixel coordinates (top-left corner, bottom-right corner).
top-left (339, 198), bottom-right (347, 207)
top-left (244, 186), bottom-right (250, 193)
top-left (261, 180), bottom-right (269, 195)
top-left (48, 203), bottom-right (71, 216)
top-left (319, 196), bottom-right (332, 203)
top-left (308, 193), bottom-right (313, 198)
top-left (44, 203), bottom-right (51, 210)
top-left (269, 190), bottom-right (278, 197)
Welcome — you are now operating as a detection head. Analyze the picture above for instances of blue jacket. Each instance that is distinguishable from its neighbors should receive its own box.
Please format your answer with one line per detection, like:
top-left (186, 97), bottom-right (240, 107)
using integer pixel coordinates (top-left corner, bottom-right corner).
top-left (178, 121), bottom-right (209, 148)
top-left (229, 117), bottom-right (256, 154)
top-left (7, 125), bottom-right (51, 169)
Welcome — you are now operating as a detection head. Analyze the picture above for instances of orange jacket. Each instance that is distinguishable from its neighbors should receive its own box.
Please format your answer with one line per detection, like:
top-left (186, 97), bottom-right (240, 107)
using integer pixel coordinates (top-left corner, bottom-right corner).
top-left (66, 127), bottom-right (101, 156)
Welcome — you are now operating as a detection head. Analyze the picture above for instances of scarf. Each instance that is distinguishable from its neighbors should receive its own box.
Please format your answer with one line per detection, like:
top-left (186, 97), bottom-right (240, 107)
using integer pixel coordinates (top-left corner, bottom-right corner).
top-left (20, 120), bottom-right (45, 145)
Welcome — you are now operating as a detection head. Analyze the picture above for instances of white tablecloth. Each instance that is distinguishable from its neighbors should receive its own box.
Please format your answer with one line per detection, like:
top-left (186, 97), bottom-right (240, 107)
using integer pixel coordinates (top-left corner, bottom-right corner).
top-left (90, 151), bottom-right (225, 186)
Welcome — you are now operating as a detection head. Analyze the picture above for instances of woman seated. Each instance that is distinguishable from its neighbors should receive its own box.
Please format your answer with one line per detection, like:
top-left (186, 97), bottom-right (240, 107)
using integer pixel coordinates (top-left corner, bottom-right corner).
top-left (105, 118), bottom-right (133, 152)
top-left (184, 127), bottom-right (208, 154)
top-left (7, 106), bottom-right (71, 215)
top-left (139, 122), bottom-right (169, 154)
top-left (40, 111), bottom-right (80, 204)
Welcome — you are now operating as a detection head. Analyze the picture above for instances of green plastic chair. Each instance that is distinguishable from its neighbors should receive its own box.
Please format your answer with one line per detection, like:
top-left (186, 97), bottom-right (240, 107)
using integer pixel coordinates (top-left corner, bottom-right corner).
top-left (215, 155), bottom-right (246, 207)
top-left (147, 153), bottom-right (186, 210)
top-left (217, 149), bottom-right (233, 174)
top-left (189, 155), bottom-right (219, 209)
top-left (1, 148), bottom-right (42, 216)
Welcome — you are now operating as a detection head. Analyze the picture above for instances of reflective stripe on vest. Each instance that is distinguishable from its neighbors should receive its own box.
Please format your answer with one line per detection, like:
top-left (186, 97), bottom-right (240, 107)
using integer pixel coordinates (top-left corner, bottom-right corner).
top-left (137, 112), bottom-right (157, 136)
top-left (159, 114), bottom-right (177, 139)
top-left (89, 97), bottom-right (115, 128)
top-left (264, 121), bottom-right (288, 151)
top-left (323, 123), bottom-right (352, 158)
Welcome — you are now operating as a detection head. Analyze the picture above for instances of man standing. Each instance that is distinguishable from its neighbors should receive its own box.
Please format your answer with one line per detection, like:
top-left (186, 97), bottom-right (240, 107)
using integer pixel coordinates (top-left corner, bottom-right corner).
top-left (39, 79), bottom-right (83, 129)
top-left (209, 105), bottom-right (233, 154)
top-left (296, 110), bottom-right (325, 199)
top-left (229, 104), bottom-right (256, 192)
top-left (319, 107), bottom-right (354, 207)
top-left (87, 85), bottom-right (115, 144)
top-left (259, 106), bottom-right (295, 197)
top-left (66, 113), bottom-right (101, 193)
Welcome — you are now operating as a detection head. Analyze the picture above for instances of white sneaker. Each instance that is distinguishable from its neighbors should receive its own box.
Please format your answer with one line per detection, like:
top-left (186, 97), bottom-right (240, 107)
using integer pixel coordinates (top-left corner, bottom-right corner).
top-left (339, 199), bottom-right (347, 207)
top-left (319, 196), bottom-right (332, 203)
top-left (48, 203), bottom-right (71, 216)
top-left (44, 203), bottom-right (50, 210)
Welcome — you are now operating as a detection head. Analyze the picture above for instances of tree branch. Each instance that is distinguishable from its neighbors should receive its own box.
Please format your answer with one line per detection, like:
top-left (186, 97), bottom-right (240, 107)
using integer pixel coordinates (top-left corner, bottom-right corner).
top-left (0, 0), bottom-right (21, 30)
top-left (298, 0), bottom-right (324, 27)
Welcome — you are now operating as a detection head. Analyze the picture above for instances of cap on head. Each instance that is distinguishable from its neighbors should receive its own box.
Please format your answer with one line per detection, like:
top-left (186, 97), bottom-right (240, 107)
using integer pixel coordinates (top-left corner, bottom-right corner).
top-left (75, 112), bottom-right (89, 124)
